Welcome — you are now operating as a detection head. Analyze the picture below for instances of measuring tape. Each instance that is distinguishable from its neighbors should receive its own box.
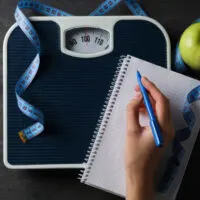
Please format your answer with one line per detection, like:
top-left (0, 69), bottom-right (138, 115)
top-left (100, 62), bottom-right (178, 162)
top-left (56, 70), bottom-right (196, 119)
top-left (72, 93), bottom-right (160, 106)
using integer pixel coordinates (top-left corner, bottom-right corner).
top-left (162, 19), bottom-right (200, 191)
top-left (159, 85), bottom-right (200, 191)
top-left (15, 0), bottom-right (71, 143)
top-left (89, 0), bottom-right (147, 16)
top-left (15, 0), bottom-right (147, 142)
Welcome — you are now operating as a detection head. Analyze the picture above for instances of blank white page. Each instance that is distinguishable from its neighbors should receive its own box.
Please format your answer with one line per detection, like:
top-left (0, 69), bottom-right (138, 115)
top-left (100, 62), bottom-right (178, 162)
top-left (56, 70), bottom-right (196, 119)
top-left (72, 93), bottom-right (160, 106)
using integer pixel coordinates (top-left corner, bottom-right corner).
top-left (81, 55), bottom-right (200, 200)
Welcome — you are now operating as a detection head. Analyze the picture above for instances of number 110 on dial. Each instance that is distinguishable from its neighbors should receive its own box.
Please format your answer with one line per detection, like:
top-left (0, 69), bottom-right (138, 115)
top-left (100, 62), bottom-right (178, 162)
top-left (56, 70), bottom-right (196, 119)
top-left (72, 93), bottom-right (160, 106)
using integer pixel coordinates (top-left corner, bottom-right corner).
top-left (65, 27), bottom-right (110, 54)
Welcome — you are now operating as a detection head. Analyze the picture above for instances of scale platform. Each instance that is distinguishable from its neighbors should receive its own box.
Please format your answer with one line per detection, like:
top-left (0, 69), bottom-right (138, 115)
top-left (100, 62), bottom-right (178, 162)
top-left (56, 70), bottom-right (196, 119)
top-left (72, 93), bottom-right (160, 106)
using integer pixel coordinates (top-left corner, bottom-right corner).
top-left (3, 16), bottom-right (170, 169)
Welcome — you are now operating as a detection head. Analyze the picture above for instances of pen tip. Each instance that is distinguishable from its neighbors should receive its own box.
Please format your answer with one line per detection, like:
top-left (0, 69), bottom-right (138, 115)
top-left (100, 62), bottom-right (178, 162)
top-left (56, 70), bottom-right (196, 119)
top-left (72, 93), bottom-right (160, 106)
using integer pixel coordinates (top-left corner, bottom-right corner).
top-left (136, 70), bottom-right (141, 79)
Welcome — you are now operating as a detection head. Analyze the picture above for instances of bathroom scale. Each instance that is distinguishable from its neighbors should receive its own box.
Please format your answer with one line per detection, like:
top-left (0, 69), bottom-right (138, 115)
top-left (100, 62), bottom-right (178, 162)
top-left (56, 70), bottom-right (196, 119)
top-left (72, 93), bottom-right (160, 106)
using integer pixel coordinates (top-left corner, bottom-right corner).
top-left (3, 16), bottom-right (171, 169)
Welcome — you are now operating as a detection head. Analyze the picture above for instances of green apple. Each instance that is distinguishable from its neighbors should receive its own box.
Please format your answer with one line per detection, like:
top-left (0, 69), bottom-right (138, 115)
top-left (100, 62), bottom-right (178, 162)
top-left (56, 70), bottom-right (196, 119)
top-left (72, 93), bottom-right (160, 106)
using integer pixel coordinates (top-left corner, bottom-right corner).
top-left (179, 22), bottom-right (200, 71)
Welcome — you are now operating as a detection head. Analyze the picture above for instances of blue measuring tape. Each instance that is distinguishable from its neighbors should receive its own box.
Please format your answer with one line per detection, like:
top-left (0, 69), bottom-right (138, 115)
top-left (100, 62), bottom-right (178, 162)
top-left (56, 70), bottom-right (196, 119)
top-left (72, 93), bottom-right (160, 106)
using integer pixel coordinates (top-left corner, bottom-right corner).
top-left (124, 0), bottom-right (147, 16)
top-left (14, 0), bottom-right (200, 193)
top-left (15, 0), bottom-right (71, 143)
top-left (158, 85), bottom-right (200, 192)
top-left (89, 0), bottom-right (147, 16)
top-left (15, 0), bottom-right (147, 142)
top-left (158, 18), bottom-right (200, 191)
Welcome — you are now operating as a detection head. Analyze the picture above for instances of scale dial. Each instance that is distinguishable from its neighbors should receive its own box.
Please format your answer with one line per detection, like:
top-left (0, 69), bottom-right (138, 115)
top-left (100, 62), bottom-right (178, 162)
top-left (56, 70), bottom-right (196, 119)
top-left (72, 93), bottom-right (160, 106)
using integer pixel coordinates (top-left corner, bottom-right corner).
top-left (65, 27), bottom-right (110, 54)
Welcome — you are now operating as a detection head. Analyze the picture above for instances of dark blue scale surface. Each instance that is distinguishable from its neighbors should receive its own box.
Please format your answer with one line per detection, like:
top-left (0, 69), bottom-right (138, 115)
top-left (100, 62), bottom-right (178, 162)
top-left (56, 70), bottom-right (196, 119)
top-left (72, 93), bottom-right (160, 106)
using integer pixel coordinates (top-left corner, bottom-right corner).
top-left (7, 19), bottom-right (169, 165)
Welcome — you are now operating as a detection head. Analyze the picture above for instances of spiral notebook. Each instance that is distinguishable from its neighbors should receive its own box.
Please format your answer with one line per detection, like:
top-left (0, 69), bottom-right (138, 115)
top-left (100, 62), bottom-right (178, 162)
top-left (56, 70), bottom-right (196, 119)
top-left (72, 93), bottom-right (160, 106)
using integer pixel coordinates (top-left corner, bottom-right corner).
top-left (79, 55), bottom-right (200, 200)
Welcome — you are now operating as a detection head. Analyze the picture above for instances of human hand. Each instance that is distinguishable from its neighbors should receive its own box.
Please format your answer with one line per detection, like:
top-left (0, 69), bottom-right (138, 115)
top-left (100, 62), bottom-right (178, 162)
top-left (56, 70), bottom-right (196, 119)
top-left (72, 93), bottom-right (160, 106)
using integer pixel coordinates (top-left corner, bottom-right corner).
top-left (125, 77), bottom-right (174, 200)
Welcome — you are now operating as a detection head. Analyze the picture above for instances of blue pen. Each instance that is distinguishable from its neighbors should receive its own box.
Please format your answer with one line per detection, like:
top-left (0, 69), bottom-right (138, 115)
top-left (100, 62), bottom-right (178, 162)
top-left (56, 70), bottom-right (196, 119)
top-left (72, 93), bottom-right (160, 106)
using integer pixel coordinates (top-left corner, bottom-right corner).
top-left (136, 71), bottom-right (164, 147)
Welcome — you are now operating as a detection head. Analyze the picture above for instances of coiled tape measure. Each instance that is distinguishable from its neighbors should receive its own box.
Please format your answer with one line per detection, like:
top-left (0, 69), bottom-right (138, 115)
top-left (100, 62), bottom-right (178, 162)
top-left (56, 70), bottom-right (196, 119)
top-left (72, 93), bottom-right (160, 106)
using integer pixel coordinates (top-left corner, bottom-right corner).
top-left (15, 0), bottom-right (147, 142)
top-left (12, 0), bottom-right (200, 193)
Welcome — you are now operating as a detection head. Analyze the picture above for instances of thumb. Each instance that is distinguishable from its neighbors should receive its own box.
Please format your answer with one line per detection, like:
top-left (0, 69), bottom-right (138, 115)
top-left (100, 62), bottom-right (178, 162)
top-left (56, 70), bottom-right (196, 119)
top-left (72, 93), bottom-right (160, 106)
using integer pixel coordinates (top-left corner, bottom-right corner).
top-left (126, 93), bottom-right (142, 133)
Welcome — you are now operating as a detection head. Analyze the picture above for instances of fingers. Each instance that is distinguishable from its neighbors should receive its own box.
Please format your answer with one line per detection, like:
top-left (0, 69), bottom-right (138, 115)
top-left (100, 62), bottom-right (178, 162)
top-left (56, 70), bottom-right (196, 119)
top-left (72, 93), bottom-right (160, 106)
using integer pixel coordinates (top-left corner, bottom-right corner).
top-left (141, 77), bottom-right (165, 102)
top-left (134, 85), bottom-right (156, 115)
top-left (142, 127), bottom-right (156, 147)
top-left (134, 85), bottom-right (155, 105)
top-left (126, 93), bottom-right (143, 133)
top-left (141, 77), bottom-right (170, 125)
top-left (134, 85), bottom-right (140, 92)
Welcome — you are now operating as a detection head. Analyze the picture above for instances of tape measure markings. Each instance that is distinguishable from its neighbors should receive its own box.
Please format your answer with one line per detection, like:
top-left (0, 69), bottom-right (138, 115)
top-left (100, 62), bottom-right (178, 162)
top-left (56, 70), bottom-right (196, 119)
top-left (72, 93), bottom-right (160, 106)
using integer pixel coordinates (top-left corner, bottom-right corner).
top-left (89, 0), bottom-right (123, 16)
top-left (18, 0), bottom-right (72, 16)
top-left (124, 0), bottom-right (147, 16)
top-left (159, 85), bottom-right (200, 192)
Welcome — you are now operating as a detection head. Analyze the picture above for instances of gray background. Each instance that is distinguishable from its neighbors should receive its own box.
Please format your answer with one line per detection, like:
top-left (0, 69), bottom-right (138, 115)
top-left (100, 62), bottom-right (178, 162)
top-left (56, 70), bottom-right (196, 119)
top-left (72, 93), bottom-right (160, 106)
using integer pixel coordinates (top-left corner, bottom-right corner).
top-left (1, 0), bottom-right (200, 199)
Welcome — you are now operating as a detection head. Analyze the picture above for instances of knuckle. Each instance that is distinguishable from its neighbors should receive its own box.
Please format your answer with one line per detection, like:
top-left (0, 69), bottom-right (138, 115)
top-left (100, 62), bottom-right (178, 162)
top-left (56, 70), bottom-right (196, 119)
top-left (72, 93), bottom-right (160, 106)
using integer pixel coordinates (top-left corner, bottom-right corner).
top-left (150, 81), bottom-right (156, 88)
top-left (126, 103), bottom-right (133, 112)
top-left (164, 96), bottom-right (170, 105)
top-left (126, 100), bottom-right (136, 112)
top-left (147, 83), bottom-right (154, 91)
top-left (127, 127), bottom-right (140, 135)
top-left (150, 81), bottom-right (158, 91)
top-left (160, 94), bottom-right (169, 104)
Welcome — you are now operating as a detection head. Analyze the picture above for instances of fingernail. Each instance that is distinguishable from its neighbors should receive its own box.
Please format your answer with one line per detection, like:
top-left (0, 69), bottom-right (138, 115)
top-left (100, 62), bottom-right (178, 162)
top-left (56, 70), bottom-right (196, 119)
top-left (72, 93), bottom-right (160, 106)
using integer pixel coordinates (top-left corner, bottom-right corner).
top-left (134, 85), bottom-right (140, 91)
top-left (143, 76), bottom-right (149, 82)
top-left (133, 92), bottom-right (142, 99)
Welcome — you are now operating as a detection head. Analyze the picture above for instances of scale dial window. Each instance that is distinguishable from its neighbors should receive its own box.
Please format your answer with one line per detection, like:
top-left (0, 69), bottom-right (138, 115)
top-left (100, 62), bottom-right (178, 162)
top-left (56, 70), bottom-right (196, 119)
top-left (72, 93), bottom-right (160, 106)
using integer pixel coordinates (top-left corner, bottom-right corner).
top-left (65, 27), bottom-right (110, 54)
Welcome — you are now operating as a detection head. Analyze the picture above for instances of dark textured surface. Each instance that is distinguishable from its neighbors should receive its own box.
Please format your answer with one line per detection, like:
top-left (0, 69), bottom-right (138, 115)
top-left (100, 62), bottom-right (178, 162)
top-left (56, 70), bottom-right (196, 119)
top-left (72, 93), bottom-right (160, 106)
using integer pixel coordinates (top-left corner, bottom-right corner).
top-left (1, 0), bottom-right (200, 199)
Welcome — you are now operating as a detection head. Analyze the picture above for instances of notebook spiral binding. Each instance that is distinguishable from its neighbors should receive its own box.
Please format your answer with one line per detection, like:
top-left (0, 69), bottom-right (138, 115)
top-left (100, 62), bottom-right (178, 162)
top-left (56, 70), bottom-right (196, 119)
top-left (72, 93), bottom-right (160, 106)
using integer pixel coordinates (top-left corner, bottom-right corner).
top-left (79, 55), bottom-right (131, 182)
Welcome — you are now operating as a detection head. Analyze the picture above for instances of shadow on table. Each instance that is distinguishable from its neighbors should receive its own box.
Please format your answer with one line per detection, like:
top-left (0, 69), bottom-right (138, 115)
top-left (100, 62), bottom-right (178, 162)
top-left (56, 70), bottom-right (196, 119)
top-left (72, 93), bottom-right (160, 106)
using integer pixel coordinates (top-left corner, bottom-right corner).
top-left (177, 133), bottom-right (200, 200)
top-left (19, 169), bottom-right (123, 200)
